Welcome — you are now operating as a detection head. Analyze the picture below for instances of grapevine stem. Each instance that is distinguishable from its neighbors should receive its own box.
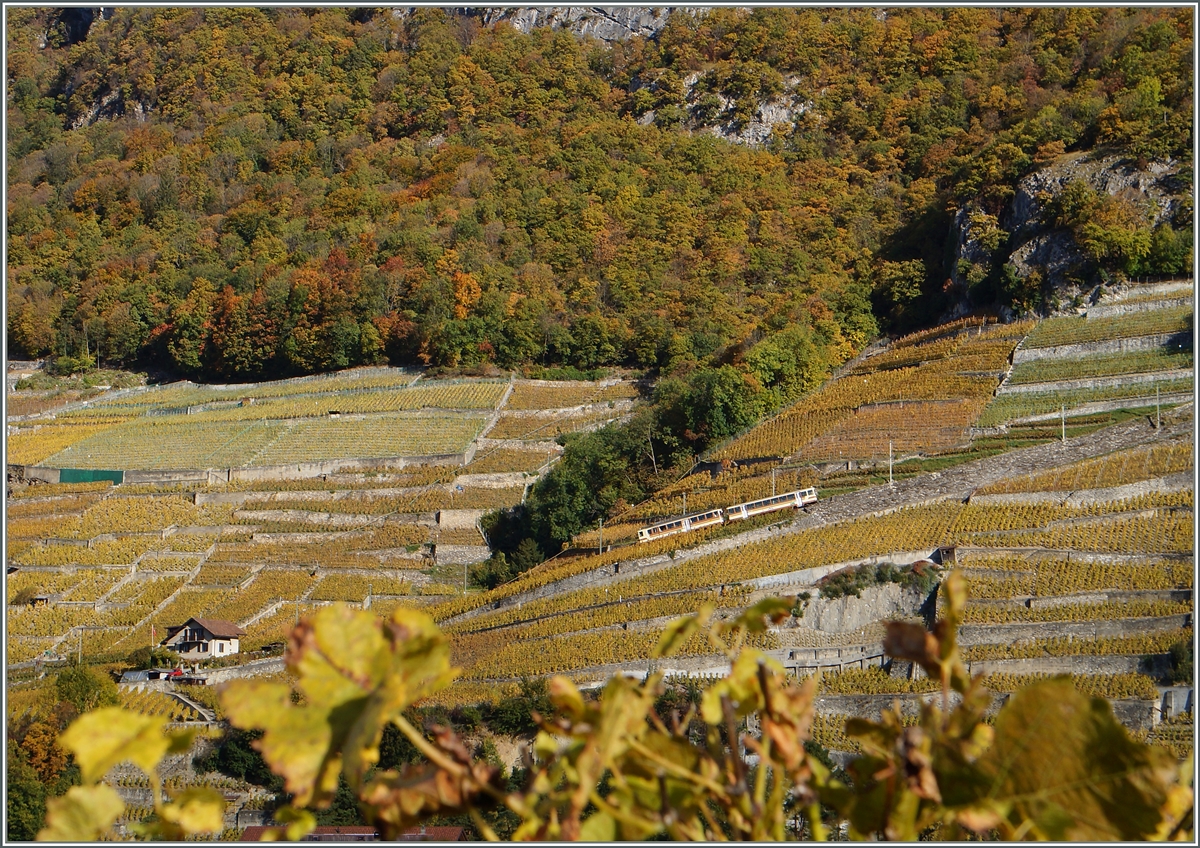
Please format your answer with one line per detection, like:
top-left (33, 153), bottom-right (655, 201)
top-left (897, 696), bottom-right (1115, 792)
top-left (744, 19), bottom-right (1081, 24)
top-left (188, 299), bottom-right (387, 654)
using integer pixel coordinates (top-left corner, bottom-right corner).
top-left (390, 715), bottom-right (507, 804)
top-left (468, 807), bottom-right (500, 842)
top-left (806, 800), bottom-right (828, 841)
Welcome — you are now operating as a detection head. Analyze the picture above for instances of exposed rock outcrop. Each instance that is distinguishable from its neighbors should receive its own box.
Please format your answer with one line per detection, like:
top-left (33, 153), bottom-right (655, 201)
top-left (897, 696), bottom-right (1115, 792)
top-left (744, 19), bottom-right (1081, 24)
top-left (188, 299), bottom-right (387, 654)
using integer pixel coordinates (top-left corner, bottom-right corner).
top-left (950, 150), bottom-right (1190, 314)
top-left (476, 6), bottom-right (696, 43)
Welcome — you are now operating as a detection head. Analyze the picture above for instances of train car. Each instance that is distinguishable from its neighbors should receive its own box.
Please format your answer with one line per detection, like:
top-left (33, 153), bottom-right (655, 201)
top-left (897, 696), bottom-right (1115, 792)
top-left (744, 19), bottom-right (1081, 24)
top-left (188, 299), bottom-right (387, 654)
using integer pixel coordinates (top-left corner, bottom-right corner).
top-left (637, 508), bottom-right (724, 543)
top-left (724, 488), bottom-right (818, 522)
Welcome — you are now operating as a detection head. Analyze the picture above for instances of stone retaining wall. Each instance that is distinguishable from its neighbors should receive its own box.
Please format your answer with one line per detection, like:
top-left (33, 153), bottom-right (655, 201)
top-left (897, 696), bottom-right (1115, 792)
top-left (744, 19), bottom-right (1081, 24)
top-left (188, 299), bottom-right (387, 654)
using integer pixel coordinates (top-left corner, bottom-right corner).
top-left (812, 691), bottom-right (1157, 730)
top-left (967, 470), bottom-right (1193, 506)
top-left (964, 652), bottom-right (1171, 678)
top-left (1087, 294), bottom-right (1192, 318)
top-left (998, 368), bottom-right (1193, 395)
top-left (958, 613), bottom-right (1191, 647)
top-left (1013, 332), bottom-right (1186, 363)
top-left (1008, 392), bottom-right (1193, 424)
top-left (435, 544), bottom-right (490, 565)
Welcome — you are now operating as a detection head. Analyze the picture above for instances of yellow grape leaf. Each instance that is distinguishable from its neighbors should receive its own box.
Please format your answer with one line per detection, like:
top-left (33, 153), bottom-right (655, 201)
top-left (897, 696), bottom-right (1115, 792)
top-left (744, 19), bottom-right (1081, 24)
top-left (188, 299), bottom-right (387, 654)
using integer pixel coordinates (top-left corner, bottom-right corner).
top-left (250, 806), bottom-right (318, 842)
top-left (221, 605), bottom-right (459, 808)
top-left (159, 787), bottom-right (226, 834)
top-left (579, 810), bottom-right (617, 841)
top-left (548, 675), bottom-right (586, 720)
top-left (652, 605), bottom-right (712, 659)
top-left (57, 707), bottom-right (169, 784)
top-left (981, 678), bottom-right (1179, 841)
top-left (38, 784), bottom-right (124, 842)
top-left (700, 650), bottom-right (781, 724)
top-left (725, 596), bottom-right (794, 633)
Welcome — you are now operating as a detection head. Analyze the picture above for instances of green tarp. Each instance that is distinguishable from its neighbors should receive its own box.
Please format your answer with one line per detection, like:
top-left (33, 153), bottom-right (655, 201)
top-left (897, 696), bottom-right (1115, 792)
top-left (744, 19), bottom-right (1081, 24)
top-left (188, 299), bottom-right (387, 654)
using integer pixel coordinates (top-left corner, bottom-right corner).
top-left (57, 468), bottom-right (124, 484)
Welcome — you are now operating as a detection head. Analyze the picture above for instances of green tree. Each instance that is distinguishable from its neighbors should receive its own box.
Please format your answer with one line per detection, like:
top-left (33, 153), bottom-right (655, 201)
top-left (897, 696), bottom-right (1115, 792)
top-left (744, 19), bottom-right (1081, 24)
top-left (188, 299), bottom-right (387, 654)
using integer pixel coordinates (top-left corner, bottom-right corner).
top-left (54, 664), bottom-right (119, 715)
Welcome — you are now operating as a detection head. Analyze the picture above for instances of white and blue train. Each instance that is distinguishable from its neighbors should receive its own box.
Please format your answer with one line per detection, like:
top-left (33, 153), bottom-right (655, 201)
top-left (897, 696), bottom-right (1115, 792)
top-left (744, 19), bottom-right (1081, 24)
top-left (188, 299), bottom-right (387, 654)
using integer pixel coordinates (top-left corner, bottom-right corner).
top-left (635, 487), bottom-right (818, 544)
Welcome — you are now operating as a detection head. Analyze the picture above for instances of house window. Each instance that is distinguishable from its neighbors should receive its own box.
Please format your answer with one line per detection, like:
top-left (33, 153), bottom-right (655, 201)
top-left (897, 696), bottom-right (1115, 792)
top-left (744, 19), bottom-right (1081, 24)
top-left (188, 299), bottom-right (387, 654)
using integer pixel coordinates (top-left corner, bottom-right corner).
top-left (217, 643), bottom-right (223, 653)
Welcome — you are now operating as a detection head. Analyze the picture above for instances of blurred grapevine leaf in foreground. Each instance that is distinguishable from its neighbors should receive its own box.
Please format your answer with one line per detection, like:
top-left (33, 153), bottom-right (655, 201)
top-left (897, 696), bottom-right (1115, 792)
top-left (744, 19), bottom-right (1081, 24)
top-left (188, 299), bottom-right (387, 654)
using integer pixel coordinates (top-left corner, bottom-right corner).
top-left (41, 573), bottom-right (1194, 841)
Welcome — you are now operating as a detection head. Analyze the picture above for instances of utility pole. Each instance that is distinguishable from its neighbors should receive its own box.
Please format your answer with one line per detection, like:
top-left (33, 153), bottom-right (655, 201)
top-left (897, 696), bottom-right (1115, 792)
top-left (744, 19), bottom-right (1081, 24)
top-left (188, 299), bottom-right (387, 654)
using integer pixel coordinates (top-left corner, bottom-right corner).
top-left (1061, 405), bottom-right (1066, 444)
top-left (771, 466), bottom-right (776, 497)
top-left (78, 629), bottom-right (83, 664)
top-left (647, 424), bottom-right (657, 475)
top-left (598, 517), bottom-right (603, 553)
top-left (889, 440), bottom-right (894, 488)
top-left (682, 492), bottom-right (687, 516)
top-left (1156, 386), bottom-right (1161, 429)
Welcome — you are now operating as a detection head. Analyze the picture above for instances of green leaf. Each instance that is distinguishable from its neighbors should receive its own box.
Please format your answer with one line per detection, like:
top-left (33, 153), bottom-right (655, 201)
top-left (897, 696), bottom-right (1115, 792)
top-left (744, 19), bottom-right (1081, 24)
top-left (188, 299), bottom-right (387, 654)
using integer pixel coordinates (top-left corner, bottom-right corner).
top-left (57, 707), bottom-right (169, 784)
top-left (980, 678), bottom-right (1179, 840)
top-left (37, 784), bottom-right (124, 841)
top-left (221, 604), bottom-right (459, 808)
top-left (579, 810), bottom-right (617, 841)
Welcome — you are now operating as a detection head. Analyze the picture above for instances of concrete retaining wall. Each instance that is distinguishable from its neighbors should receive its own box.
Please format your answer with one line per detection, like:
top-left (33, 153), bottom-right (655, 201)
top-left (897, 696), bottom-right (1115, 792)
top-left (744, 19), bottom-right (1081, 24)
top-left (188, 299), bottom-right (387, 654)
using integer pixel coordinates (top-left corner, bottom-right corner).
top-left (1013, 333), bottom-right (1185, 363)
top-left (998, 368), bottom-right (1193, 395)
top-left (438, 509), bottom-right (488, 529)
top-left (23, 466), bottom-right (61, 484)
top-left (124, 468), bottom-right (212, 485)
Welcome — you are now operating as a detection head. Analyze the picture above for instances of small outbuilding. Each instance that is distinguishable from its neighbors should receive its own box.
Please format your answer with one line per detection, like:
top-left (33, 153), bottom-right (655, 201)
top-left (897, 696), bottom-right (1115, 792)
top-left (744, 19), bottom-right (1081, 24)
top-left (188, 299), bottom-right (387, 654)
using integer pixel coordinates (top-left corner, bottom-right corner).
top-left (160, 617), bottom-right (246, 659)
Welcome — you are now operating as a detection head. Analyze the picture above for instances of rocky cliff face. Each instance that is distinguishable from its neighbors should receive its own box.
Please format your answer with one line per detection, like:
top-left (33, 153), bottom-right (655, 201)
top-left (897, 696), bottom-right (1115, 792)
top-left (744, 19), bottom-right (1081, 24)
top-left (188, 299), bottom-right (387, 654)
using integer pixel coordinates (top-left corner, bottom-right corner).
top-left (475, 6), bottom-right (698, 43)
top-left (951, 150), bottom-right (1190, 315)
top-left (633, 71), bottom-right (810, 147)
top-left (468, 7), bottom-right (810, 147)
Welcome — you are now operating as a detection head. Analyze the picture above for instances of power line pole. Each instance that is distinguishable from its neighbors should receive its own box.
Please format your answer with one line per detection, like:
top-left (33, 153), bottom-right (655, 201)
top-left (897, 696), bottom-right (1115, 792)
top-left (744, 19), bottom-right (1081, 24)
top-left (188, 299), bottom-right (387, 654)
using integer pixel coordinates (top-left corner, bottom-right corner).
top-left (889, 440), bottom-right (894, 488)
top-left (598, 517), bottom-right (603, 553)
top-left (771, 466), bottom-right (776, 497)
top-left (1156, 386), bottom-right (1161, 429)
top-left (1061, 405), bottom-right (1066, 444)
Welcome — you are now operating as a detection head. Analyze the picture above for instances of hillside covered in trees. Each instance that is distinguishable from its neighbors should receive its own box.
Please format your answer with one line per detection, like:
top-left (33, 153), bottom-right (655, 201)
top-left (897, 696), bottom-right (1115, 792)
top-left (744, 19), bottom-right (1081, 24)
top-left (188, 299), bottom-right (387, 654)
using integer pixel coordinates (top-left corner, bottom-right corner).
top-left (7, 7), bottom-right (1192, 389)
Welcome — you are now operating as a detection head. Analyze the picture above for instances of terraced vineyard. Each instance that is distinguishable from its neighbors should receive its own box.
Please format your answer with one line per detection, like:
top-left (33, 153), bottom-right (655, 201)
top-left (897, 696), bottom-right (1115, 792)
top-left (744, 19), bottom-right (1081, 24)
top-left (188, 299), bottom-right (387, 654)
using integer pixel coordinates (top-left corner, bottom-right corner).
top-left (6, 330), bottom-right (1193, 815)
top-left (1021, 305), bottom-right (1192, 348)
top-left (712, 319), bottom-right (1030, 462)
top-left (4, 372), bottom-right (644, 677)
top-left (13, 372), bottom-right (638, 479)
top-left (978, 377), bottom-right (1194, 427)
top-left (1007, 348), bottom-right (1193, 385)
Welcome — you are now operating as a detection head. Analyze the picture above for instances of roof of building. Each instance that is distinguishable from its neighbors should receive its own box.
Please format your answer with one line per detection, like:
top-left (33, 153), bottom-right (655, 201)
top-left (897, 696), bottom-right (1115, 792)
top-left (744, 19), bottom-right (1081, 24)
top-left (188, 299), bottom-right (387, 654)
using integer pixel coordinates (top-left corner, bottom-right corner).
top-left (165, 617), bottom-right (246, 639)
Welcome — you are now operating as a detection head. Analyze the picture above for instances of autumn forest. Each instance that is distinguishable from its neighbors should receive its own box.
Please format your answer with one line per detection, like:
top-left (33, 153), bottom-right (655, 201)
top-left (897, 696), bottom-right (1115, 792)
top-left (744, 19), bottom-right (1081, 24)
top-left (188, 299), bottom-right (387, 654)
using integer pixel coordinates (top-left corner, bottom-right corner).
top-left (5, 7), bottom-right (1193, 395)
